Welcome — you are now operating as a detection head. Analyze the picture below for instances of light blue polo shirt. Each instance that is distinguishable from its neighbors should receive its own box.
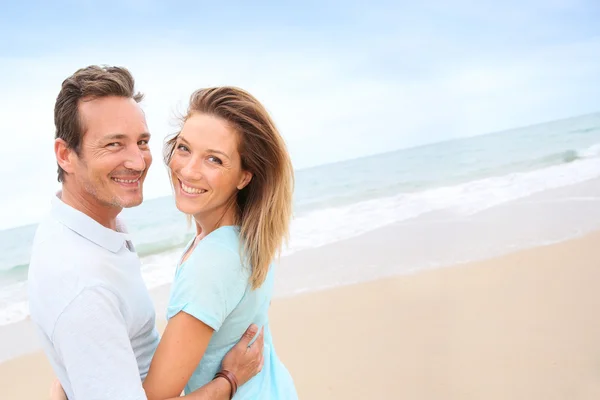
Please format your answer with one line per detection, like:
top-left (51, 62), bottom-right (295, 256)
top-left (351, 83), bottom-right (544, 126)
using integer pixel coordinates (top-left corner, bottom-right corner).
top-left (28, 194), bottom-right (159, 400)
top-left (167, 226), bottom-right (298, 399)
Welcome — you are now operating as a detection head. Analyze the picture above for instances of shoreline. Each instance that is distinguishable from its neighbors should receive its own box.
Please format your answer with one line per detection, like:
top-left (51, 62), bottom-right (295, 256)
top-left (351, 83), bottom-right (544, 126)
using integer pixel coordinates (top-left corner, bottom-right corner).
top-left (2, 173), bottom-right (600, 362)
top-left (1, 176), bottom-right (600, 334)
top-left (1, 229), bottom-right (600, 398)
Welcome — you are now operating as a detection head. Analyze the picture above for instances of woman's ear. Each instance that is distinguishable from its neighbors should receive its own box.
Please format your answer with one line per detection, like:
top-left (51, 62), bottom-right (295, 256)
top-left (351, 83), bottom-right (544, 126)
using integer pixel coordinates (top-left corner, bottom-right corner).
top-left (237, 171), bottom-right (253, 190)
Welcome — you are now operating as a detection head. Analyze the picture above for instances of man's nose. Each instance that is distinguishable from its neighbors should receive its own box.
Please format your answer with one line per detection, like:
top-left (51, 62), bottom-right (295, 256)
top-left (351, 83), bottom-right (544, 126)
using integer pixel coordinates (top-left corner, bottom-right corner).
top-left (123, 146), bottom-right (146, 171)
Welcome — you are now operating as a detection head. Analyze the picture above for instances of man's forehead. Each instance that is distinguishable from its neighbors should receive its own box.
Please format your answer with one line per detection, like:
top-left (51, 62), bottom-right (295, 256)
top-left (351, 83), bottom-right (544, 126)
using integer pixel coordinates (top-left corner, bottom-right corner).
top-left (78, 97), bottom-right (148, 140)
top-left (79, 96), bottom-right (144, 122)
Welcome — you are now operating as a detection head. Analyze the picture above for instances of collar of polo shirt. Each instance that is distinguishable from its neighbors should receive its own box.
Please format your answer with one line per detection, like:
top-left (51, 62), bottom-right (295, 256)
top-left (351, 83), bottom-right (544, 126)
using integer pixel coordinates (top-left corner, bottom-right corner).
top-left (51, 192), bottom-right (133, 253)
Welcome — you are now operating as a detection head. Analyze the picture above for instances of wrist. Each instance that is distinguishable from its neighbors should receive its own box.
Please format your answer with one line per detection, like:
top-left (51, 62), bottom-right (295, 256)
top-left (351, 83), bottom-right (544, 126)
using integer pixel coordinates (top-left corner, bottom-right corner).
top-left (213, 369), bottom-right (238, 399)
top-left (212, 375), bottom-right (232, 398)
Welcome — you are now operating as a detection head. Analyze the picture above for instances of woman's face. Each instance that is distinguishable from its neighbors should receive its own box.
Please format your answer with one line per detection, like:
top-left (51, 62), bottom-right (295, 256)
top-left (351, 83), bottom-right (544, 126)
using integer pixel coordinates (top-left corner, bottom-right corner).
top-left (169, 113), bottom-right (252, 221)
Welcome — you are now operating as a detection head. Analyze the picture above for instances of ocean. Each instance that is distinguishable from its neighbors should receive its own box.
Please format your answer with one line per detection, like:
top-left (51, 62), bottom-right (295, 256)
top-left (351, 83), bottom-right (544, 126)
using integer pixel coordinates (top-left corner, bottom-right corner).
top-left (1, 112), bottom-right (600, 327)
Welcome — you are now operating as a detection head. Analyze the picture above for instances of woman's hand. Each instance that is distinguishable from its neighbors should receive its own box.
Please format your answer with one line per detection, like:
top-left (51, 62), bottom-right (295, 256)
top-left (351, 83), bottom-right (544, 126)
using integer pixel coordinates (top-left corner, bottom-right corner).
top-left (49, 379), bottom-right (67, 400)
top-left (220, 324), bottom-right (265, 386)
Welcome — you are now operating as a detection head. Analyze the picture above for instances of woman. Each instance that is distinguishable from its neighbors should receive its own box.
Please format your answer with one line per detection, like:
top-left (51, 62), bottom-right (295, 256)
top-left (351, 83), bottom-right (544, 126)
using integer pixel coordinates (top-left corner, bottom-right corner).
top-left (141, 87), bottom-right (297, 399)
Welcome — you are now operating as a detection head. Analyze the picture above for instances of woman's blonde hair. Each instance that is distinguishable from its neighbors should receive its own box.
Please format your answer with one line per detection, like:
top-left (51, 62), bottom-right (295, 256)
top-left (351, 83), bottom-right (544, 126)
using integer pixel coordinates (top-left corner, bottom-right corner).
top-left (164, 87), bottom-right (294, 289)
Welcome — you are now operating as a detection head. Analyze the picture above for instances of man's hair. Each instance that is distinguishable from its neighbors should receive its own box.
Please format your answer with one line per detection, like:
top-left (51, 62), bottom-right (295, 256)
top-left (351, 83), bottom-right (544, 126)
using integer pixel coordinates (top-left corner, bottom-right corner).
top-left (54, 65), bottom-right (144, 182)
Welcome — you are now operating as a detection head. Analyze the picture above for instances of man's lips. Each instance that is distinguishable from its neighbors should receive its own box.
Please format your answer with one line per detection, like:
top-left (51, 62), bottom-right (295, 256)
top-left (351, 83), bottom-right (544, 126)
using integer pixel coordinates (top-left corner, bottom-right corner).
top-left (111, 175), bottom-right (142, 187)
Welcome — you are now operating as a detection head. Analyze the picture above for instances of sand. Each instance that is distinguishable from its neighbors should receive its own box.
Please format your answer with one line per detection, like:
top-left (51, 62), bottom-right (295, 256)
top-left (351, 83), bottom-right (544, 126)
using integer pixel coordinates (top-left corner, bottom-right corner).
top-left (1, 228), bottom-right (600, 399)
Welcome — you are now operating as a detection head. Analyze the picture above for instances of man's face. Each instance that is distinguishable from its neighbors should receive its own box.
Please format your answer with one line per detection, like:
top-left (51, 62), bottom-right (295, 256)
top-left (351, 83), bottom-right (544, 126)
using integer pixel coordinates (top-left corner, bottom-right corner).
top-left (70, 96), bottom-right (152, 209)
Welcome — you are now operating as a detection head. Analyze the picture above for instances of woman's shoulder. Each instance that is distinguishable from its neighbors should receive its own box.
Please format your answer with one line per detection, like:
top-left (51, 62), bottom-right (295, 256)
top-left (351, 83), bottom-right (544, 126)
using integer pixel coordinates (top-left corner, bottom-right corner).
top-left (200, 225), bottom-right (240, 249)
top-left (196, 226), bottom-right (243, 265)
top-left (176, 226), bottom-right (249, 286)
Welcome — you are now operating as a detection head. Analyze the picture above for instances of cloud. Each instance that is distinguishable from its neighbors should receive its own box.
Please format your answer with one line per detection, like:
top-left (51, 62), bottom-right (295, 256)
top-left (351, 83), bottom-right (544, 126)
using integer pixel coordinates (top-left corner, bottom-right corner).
top-left (0, 1), bottom-right (599, 229)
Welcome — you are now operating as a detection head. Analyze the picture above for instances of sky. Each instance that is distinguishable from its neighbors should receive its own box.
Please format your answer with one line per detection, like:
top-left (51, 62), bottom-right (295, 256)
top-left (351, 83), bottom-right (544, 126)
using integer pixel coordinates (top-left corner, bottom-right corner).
top-left (0, 0), bottom-right (599, 229)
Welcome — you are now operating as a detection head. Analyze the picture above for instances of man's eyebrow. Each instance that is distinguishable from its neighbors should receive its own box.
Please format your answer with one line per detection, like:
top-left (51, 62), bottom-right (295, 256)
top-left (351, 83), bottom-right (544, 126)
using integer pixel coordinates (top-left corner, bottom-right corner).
top-left (102, 133), bottom-right (151, 141)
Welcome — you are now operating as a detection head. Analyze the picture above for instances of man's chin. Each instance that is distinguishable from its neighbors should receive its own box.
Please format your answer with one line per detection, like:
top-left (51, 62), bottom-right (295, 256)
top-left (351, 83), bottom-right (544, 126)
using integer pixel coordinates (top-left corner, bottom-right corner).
top-left (113, 195), bottom-right (144, 209)
top-left (122, 198), bottom-right (143, 208)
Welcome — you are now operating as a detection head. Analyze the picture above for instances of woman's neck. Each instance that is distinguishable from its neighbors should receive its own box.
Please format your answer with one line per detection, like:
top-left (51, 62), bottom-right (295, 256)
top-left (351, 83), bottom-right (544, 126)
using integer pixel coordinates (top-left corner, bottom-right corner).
top-left (194, 205), bottom-right (237, 239)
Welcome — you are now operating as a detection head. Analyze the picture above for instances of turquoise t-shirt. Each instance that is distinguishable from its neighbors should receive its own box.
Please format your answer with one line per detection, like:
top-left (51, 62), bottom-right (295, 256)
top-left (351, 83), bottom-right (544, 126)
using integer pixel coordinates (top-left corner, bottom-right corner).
top-left (166, 226), bottom-right (298, 399)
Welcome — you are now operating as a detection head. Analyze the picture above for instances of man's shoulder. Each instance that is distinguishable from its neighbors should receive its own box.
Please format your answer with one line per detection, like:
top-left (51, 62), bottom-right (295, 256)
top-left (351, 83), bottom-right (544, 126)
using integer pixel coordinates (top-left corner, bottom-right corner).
top-left (30, 214), bottom-right (81, 257)
top-left (28, 221), bottom-right (116, 299)
top-left (28, 217), bottom-right (119, 334)
top-left (28, 271), bottom-right (124, 341)
top-left (29, 212), bottom-right (112, 273)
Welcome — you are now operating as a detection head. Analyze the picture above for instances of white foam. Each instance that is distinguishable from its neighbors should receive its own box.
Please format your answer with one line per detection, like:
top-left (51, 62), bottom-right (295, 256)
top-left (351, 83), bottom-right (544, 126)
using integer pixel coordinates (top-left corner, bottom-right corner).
top-left (579, 142), bottom-right (600, 158)
top-left (284, 157), bottom-right (600, 255)
top-left (1, 156), bottom-right (600, 327)
top-left (139, 249), bottom-right (182, 289)
top-left (0, 300), bottom-right (29, 326)
top-left (0, 281), bottom-right (28, 326)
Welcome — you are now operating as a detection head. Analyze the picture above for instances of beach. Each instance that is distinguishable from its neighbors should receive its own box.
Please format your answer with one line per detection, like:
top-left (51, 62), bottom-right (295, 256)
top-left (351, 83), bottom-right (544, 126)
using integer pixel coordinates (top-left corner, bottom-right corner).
top-left (2, 114), bottom-right (600, 329)
top-left (1, 222), bottom-right (600, 399)
top-left (1, 2), bottom-right (600, 397)
top-left (0, 115), bottom-right (599, 399)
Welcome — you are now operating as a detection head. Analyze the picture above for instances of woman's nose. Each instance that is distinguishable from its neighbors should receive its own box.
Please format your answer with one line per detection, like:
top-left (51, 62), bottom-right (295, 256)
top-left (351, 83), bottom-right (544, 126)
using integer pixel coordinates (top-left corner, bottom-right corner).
top-left (180, 157), bottom-right (203, 181)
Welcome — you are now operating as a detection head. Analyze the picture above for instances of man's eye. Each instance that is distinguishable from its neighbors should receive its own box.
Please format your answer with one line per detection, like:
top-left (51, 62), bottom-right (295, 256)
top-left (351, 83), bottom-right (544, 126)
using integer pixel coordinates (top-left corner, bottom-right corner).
top-left (138, 140), bottom-right (149, 146)
top-left (107, 142), bottom-right (121, 148)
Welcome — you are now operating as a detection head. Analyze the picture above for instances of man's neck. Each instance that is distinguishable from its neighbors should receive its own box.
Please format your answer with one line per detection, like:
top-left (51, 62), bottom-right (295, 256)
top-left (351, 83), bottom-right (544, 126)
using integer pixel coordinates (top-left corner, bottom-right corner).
top-left (60, 184), bottom-right (121, 230)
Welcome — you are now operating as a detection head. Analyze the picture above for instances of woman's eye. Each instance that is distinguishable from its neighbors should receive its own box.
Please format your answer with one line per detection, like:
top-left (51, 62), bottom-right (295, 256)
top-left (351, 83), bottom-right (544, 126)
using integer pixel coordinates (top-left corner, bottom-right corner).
top-left (177, 144), bottom-right (189, 152)
top-left (208, 156), bottom-right (222, 165)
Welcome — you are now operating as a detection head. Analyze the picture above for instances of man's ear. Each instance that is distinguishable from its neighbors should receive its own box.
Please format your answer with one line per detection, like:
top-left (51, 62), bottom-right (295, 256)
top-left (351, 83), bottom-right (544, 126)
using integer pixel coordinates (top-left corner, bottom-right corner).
top-left (55, 139), bottom-right (76, 176)
top-left (237, 171), bottom-right (253, 190)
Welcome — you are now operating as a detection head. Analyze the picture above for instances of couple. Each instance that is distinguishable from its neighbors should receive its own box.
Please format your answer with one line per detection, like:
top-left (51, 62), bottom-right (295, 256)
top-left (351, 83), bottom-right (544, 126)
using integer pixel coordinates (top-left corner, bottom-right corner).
top-left (27, 65), bottom-right (298, 399)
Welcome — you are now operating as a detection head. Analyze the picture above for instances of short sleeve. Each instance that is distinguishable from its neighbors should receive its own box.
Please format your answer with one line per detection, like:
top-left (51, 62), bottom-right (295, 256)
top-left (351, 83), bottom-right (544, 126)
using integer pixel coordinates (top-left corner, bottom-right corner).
top-left (53, 286), bottom-right (147, 400)
top-left (166, 241), bottom-right (248, 331)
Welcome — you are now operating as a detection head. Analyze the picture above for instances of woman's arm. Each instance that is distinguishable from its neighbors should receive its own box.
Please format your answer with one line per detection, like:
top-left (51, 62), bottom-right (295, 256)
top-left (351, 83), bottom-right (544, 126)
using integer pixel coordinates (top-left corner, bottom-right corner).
top-left (143, 315), bottom-right (264, 400)
top-left (143, 311), bottom-right (213, 400)
top-left (49, 324), bottom-right (263, 400)
top-left (144, 243), bottom-right (262, 400)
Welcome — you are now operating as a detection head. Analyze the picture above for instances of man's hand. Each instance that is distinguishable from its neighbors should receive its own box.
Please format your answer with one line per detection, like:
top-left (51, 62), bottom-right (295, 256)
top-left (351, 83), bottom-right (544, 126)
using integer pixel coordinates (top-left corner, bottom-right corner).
top-left (221, 324), bottom-right (264, 386)
top-left (50, 379), bottom-right (67, 400)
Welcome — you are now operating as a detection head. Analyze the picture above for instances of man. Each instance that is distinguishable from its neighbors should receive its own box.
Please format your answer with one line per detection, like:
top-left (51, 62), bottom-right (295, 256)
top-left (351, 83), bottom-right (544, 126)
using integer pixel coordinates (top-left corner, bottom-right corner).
top-left (28, 65), bottom-right (263, 400)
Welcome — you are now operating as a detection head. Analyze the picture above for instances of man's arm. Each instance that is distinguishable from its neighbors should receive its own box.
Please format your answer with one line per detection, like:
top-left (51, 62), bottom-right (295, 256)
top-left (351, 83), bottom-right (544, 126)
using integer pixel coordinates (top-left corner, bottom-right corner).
top-left (50, 314), bottom-right (264, 400)
top-left (53, 286), bottom-right (148, 400)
